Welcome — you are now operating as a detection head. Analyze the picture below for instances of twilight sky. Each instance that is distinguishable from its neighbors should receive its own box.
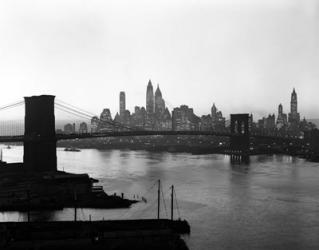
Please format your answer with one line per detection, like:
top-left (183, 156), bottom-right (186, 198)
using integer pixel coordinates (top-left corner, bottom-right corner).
top-left (0, 0), bottom-right (318, 120)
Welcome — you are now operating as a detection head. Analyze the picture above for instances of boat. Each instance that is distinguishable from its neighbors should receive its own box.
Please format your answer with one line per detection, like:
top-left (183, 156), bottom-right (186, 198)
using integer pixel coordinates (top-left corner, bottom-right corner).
top-left (64, 147), bottom-right (81, 152)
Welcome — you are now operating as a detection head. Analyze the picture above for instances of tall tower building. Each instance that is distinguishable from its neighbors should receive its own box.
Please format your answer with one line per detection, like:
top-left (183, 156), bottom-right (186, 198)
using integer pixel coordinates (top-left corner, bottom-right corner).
top-left (146, 80), bottom-right (154, 114)
top-left (278, 103), bottom-right (283, 115)
top-left (276, 103), bottom-right (288, 129)
top-left (119, 91), bottom-right (126, 117)
top-left (211, 103), bottom-right (217, 121)
top-left (290, 88), bottom-right (297, 114)
top-left (288, 88), bottom-right (300, 124)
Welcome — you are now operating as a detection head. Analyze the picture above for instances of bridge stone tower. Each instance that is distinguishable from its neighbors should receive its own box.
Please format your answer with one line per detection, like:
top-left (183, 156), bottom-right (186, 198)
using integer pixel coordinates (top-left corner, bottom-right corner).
top-left (23, 95), bottom-right (57, 172)
top-left (230, 114), bottom-right (250, 155)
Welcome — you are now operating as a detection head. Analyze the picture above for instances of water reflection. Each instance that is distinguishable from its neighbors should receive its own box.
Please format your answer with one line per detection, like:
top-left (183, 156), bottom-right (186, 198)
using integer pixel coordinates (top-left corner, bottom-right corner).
top-left (30, 210), bottom-right (55, 222)
top-left (2, 147), bottom-right (319, 249)
top-left (230, 155), bottom-right (250, 165)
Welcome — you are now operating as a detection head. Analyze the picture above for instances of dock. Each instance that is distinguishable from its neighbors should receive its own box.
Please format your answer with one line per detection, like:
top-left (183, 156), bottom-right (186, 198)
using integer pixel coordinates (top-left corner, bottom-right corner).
top-left (0, 219), bottom-right (190, 250)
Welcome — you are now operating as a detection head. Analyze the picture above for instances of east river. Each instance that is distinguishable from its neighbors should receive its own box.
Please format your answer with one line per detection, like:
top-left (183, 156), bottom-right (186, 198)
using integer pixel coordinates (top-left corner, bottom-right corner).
top-left (1, 146), bottom-right (319, 249)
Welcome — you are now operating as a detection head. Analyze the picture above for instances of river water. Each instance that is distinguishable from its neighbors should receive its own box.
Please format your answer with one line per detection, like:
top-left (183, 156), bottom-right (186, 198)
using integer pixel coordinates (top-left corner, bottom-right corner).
top-left (1, 146), bottom-right (319, 249)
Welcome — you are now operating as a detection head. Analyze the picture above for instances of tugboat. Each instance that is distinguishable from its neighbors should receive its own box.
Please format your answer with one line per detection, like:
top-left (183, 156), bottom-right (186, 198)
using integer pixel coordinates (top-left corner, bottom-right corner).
top-left (64, 147), bottom-right (81, 152)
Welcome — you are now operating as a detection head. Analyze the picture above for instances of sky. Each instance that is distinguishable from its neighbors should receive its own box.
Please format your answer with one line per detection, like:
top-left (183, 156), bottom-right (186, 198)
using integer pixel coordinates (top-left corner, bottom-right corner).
top-left (0, 0), bottom-right (318, 120)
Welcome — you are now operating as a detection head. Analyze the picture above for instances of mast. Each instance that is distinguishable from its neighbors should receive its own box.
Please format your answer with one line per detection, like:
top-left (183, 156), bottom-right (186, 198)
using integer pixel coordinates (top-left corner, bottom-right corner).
top-left (74, 190), bottom-right (77, 222)
top-left (27, 190), bottom-right (30, 222)
top-left (157, 180), bottom-right (160, 219)
top-left (171, 185), bottom-right (174, 221)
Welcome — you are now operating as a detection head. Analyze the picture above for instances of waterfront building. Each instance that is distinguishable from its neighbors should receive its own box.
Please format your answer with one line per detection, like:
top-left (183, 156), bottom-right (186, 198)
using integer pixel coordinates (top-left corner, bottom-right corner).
top-left (122, 110), bottom-right (131, 129)
top-left (79, 122), bottom-right (88, 134)
top-left (98, 108), bottom-right (113, 132)
top-left (300, 117), bottom-right (316, 132)
top-left (91, 116), bottom-right (99, 133)
top-left (257, 118), bottom-right (265, 131)
top-left (113, 112), bottom-right (122, 131)
top-left (211, 103), bottom-right (226, 131)
top-left (154, 107), bottom-right (172, 131)
top-left (265, 114), bottom-right (276, 130)
top-left (131, 106), bottom-right (147, 129)
top-left (200, 115), bottom-right (212, 131)
top-left (56, 128), bottom-right (63, 134)
top-left (172, 105), bottom-right (200, 131)
top-left (161, 108), bottom-right (172, 130)
top-left (276, 104), bottom-right (288, 129)
top-left (257, 114), bottom-right (276, 135)
top-left (64, 123), bottom-right (75, 134)
top-left (248, 114), bottom-right (255, 132)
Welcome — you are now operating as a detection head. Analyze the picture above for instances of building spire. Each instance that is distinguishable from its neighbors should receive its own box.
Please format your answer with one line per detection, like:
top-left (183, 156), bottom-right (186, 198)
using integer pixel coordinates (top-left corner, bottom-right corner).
top-left (148, 79), bottom-right (152, 86)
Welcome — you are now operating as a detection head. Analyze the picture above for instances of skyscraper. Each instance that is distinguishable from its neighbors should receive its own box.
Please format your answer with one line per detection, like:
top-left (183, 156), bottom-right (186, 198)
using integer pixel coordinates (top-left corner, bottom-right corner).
top-left (155, 84), bottom-right (165, 115)
top-left (288, 88), bottom-right (300, 124)
top-left (211, 103), bottom-right (226, 131)
top-left (119, 91), bottom-right (126, 117)
top-left (211, 104), bottom-right (217, 122)
top-left (276, 103), bottom-right (287, 129)
top-left (146, 80), bottom-right (154, 114)
top-left (99, 108), bottom-right (113, 132)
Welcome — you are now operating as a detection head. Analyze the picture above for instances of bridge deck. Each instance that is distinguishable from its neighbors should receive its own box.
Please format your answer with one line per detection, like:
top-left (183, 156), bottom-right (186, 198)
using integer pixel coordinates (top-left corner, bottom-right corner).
top-left (0, 131), bottom-right (302, 143)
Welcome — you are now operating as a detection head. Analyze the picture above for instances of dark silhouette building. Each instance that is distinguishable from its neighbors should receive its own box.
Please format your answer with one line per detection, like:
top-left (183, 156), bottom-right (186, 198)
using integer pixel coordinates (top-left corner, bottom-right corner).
top-left (119, 91), bottom-right (126, 117)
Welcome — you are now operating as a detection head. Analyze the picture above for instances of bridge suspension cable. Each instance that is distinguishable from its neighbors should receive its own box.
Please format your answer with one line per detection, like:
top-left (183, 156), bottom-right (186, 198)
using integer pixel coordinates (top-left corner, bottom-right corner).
top-left (55, 103), bottom-right (95, 120)
top-left (0, 100), bottom-right (24, 111)
top-left (55, 100), bottom-right (135, 131)
top-left (0, 100), bottom-right (25, 136)
top-left (55, 105), bottom-right (93, 121)
top-left (55, 99), bottom-right (97, 117)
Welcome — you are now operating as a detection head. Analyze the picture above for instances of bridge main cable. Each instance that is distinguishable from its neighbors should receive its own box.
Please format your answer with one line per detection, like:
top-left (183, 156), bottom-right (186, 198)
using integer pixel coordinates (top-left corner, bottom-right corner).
top-left (0, 100), bottom-right (24, 111)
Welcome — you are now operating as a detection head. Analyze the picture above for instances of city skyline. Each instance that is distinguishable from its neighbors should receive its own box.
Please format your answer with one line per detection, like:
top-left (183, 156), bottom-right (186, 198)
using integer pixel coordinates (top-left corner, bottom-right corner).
top-left (0, 0), bottom-right (318, 119)
top-left (102, 82), bottom-right (312, 122)
top-left (63, 84), bottom-right (311, 135)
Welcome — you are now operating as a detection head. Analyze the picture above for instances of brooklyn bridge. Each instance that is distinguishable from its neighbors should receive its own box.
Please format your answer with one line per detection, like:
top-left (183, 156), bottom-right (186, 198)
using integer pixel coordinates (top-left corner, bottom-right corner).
top-left (0, 95), bottom-right (317, 168)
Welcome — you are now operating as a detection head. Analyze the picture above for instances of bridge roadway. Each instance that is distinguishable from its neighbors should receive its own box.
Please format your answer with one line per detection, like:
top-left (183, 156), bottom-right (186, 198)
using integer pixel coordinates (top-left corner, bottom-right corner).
top-left (0, 130), bottom-right (303, 143)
